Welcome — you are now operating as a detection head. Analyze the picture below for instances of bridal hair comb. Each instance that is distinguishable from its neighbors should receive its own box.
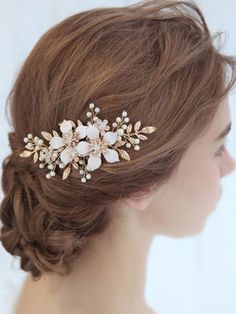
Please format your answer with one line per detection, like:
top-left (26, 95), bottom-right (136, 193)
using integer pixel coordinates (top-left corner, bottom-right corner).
top-left (19, 102), bottom-right (157, 183)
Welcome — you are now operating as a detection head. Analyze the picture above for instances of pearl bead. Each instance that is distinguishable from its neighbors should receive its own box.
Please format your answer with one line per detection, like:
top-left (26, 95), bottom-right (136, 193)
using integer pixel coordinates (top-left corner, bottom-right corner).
top-left (116, 117), bottom-right (122, 123)
top-left (86, 112), bottom-right (92, 117)
top-left (134, 145), bottom-right (140, 151)
top-left (46, 173), bottom-right (51, 179)
top-left (95, 107), bottom-right (100, 113)
top-left (27, 133), bottom-right (33, 139)
top-left (89, 103), bottom-right (95, 109)
top-left (23, 137), bottom-right (29, 143)
top-left (112, 122), bottom-right (117, 127)
top-left (86, 173), bottom-right (91, 179)
top-left (81, 177), bottom-right (86, 183)
top-left (117, 129), bottom-right (124, 136)
top-left (124, 117), bottom-right (129, 123)
top-left (126, 143), bottom-right (131, 148)
top-left (122, 111), bottom-right (128, 117)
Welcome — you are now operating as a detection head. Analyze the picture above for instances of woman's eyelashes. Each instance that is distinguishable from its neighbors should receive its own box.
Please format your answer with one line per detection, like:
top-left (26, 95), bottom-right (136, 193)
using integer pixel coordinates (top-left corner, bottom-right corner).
top-left (215, 138), bottom-right (228, 157)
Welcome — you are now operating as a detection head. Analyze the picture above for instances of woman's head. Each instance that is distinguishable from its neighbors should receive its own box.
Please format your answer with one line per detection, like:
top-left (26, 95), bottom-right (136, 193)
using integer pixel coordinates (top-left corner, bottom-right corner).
top-left (127, 95), bottom-right (235, 239)
top-left (1, 0), bottom-right (236, 281)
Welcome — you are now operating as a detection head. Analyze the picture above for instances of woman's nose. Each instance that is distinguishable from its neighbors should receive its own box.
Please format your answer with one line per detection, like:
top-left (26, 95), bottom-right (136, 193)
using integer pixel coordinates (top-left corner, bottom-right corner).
top-left (220, 152), bottom-right (236, 177)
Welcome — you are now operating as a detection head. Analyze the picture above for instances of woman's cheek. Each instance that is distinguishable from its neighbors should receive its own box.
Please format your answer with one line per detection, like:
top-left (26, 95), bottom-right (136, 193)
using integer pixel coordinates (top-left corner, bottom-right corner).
top-left (202, 161), bottom-right (222, 206)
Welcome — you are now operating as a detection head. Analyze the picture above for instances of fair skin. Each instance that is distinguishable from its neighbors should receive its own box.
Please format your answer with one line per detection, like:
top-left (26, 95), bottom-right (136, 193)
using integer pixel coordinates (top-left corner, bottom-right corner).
top-left (15, 97), bottom-right (236, 314)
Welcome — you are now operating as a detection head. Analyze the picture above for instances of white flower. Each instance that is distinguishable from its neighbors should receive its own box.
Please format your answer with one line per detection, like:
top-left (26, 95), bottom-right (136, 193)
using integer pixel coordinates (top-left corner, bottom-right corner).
top-left (76, 125), bottom-right (119, 171)
top-left (93, 118), bottom-right (108, 136)
top-left (49, 119), bottom-right (88, 165)
top-left (60, 146), bottom-right (79, 165)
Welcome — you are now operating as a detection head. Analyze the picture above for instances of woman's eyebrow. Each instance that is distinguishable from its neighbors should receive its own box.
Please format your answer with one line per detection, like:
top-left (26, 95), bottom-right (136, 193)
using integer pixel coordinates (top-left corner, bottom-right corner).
top-left (214, 122), bottom-right (232, 141)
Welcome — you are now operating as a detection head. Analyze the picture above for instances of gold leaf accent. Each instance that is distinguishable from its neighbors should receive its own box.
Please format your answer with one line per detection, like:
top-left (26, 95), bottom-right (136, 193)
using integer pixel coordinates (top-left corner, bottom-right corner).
top-left (77, 119), bottom-right (83, 126)
top-left (128, 137), bottom-right (137, 145)
top-left (134, 121), bottom-right (141, 133)
top-left (57, 147), bottom-right (64, 153)
top-left (33, 151), bottom-right (39, 163)
top-left (19, 150), bottom-right (33, 158)
top-left (72, 162), bottom-right (79, 170)
top-left (73, 156), bottom-right (79, 163)
top-left (41, 131), bottom-right (53, 141)
top-left (119, 149), bottom-right (130, 161)
top-left (62, 165), bottom-right (71, 180)
top-left (141, 126), bottom-right (157, 134)
top-left (137, 134), bottom-right (148, 140)
top-left (25, 143), bottom-right (34, 150)
top-left (52, 130), bottom-right (60, 137)
top-left (126, 124), bottom-right (132, 134)
top-left (115, 140), bottom-right (126, 147)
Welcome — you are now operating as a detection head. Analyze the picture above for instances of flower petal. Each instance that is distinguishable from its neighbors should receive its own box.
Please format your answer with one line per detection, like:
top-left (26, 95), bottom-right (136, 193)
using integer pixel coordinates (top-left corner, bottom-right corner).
top-left (59, 119), bottom-right (73, 133)
top-left (75, 125), bottom-right (88, 140)
top-left (60, 148), bottom-right (74, 165)
top-left (76, 141), bottom-right (92, 155)
top-left (87, 154), bottom-right (102, 171)
top-left (49, 136), bottom-right (65, 149)
top-left (86, 125), bottom-right (100, 140)
top-left (103, 148), bottom-right (120, 163)
top-left (103, 131), bottom-right (118, 145)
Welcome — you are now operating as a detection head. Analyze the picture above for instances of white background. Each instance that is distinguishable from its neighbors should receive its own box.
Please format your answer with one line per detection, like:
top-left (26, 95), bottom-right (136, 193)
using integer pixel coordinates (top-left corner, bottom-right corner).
top-left (0, 1), bottom-right (235, 314)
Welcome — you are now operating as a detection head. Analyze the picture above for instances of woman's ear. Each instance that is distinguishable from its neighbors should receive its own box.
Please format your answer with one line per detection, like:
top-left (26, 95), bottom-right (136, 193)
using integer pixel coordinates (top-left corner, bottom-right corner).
top-left (124, 188), bottom-right (156, 211)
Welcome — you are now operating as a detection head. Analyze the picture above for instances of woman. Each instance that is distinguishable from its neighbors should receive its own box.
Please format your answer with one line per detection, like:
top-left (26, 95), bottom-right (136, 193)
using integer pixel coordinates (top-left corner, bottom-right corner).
top-left (1, 0), bottom-right (236, 313)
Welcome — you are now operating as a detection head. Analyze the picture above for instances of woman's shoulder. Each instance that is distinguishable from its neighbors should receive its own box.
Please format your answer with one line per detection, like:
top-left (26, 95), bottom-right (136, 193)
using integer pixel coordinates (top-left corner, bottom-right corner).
top-left (13, 274), bottom-right (44, 314)
top-left (14, 274), bottom-right (157, 314)
top-left (13, 274), bottom-right (86, 314)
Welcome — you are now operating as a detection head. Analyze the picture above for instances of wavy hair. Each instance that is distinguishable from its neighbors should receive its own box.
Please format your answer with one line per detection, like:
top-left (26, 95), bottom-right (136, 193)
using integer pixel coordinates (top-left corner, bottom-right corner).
top-left (1, 0), bottom-right (236, 281)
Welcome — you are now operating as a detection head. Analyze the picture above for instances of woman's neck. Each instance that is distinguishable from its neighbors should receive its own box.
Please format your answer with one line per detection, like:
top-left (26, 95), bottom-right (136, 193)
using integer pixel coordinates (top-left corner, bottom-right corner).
top-left (42, 205), bottom-right (156, 314)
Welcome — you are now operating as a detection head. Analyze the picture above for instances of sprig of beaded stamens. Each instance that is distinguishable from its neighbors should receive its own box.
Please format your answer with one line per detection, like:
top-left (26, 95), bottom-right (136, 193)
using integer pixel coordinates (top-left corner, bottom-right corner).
top-left (19, 102), bottom-right (157, 183)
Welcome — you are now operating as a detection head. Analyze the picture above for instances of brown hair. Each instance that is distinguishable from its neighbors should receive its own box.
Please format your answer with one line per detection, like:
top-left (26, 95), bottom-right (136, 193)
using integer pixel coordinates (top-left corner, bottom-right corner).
top-left (1, 0), bottom-right (236, 281)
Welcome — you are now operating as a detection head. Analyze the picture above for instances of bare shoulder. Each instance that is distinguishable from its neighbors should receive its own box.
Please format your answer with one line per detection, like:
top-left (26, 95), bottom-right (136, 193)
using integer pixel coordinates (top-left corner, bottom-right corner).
top-left (13, 274), bottom-right (86, 314)
top-left (13, 275), bottom-right (155, 314)
top-left (13, 274), bottom-right (41, 314)
top-left (13, 275), bottom-right (30, 314)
